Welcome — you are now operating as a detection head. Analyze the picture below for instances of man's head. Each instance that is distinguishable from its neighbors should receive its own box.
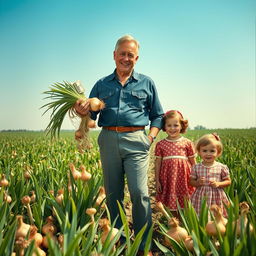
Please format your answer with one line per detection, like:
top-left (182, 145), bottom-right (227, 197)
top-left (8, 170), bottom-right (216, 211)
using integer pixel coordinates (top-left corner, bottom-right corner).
top-left (114, 35), bottom-right (139, 75)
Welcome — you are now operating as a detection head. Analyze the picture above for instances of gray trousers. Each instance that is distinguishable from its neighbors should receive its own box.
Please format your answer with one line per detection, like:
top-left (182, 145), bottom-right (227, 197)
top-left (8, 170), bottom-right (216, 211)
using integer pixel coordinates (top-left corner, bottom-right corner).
top-left (98, 128), bottom-right (152, 249)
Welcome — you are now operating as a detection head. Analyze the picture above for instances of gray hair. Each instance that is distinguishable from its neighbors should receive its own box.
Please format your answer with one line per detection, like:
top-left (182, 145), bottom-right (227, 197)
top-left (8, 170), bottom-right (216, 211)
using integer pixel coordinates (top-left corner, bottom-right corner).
top-left (114, 35), bottom-right (140, 51)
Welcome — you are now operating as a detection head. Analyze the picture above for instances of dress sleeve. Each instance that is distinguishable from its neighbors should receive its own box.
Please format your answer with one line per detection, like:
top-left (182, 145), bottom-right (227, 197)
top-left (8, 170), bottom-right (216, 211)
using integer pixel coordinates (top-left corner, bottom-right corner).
top-left (221, 164), bottom-right (230, 180)
top-left (186, 140), bottom-right (196, 158)
top-left (155, 141), bottom-right (163, 158)
top-left (190, 165), bottom-right (197, 179)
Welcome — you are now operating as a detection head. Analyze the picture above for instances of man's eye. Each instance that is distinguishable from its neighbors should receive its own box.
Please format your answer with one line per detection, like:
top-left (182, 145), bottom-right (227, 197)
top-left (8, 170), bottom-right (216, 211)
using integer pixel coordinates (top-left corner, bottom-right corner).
top-left (128, 53), bottom-right (134, 58)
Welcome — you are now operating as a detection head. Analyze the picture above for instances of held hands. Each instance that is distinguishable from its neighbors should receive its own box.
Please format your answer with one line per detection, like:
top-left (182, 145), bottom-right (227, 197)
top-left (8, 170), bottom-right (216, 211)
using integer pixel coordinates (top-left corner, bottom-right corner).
top-left (74, 99), bottom-right (90, 117)
top-left (209, 180), bottom-right (219, 188)
top-left (156, 180), bottom-right (162, 193)
top-left (198, 177), bottom-right (206, 186)
top-left (197, 177), bottom-right (220, 188)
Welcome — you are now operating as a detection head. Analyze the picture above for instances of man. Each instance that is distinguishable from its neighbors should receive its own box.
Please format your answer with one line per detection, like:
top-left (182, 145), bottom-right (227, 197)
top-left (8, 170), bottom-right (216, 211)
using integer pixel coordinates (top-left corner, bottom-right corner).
top-left (75, 35), bottom-right (163, 255)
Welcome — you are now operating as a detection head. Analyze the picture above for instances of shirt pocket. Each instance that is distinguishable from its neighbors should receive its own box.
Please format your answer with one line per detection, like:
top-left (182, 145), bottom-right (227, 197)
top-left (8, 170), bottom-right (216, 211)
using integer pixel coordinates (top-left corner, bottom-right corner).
top-left (98, 90), bottom-right (116, 108)
top-left (125, 90), bottom-right (148, 111)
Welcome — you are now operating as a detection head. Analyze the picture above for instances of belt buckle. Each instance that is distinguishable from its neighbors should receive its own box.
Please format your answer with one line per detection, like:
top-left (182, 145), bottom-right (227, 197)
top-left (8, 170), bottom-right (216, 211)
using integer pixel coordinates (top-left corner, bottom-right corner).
top-left (115, 126), bottom-right (119, 132)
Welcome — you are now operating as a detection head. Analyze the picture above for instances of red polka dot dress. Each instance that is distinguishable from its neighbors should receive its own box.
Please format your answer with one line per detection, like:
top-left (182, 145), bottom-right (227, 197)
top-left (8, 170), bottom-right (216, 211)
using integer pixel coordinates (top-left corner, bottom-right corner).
top-left (155, 137), bottom-right (196, 210)
top-left (190, 162), bottom-right (230, 217)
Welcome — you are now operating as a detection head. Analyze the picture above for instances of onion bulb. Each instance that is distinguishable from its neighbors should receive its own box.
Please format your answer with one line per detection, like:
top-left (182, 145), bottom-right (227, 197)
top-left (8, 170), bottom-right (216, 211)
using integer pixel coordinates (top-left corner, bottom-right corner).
top-left (80, 165), bottom-right (92, 181)
top-left (88, 98), bottom-right (105, 112)
top-left (164, 217), bottom-right (188, 247)
top-left (56, 189), bottom-right (64, 204)
top-left (15, 215), bottom-right (31, 239)
top-left (86, 207), bottom-right (97, 223)
top-left (69, 163), bottom-right (81, 180)
top-left (205, 205), bottom-right (226, 236)
top-left (99, 218), bottom-right (119, 244)
top-left (4, 192), bottom-right (12, 203)
top-left (0, 174), bottom-right (9, 187)
top-left (29, 225), bottom-right (43, 247)
top-left (42, 216), bottom-right (57, 235)
top-left (184, 236), bottom-right (194, 251)
top-left (95, 186), bottom-right (106, 207)
top-left (234, 202), bottom-right (253, 236)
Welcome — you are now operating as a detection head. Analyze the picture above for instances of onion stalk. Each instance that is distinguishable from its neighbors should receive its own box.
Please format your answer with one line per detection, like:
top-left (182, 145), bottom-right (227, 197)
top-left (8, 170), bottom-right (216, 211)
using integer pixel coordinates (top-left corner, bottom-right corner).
top-left (41, 80), bottom-right (104, 150)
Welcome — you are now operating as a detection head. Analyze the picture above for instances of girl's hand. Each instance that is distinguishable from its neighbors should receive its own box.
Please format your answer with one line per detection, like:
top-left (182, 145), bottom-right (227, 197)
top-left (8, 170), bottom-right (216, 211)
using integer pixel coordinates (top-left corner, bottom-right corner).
top-left (209, 180), bottom-right (219, 188)
top-left (198, 177), bottom-right (206, 186)
top-left (74, 99), bottom-right (90, 117)
top-left (156, 181), bottom-right (162, 193)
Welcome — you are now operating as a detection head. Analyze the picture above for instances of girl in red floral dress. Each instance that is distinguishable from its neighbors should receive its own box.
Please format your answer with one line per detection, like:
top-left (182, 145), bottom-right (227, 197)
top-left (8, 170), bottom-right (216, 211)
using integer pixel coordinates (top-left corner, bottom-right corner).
top-left (155, 110), bottom-right (196, 218)
top-left (189, 133), bottom-right (231, 217)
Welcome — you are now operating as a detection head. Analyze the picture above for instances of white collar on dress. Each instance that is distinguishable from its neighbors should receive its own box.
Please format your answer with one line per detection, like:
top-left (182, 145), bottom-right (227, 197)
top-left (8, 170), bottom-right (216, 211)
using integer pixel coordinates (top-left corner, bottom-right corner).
top-left (201, 161), bottom-right (218, 168)
top-left (165, 136), bottom-right (183, 142)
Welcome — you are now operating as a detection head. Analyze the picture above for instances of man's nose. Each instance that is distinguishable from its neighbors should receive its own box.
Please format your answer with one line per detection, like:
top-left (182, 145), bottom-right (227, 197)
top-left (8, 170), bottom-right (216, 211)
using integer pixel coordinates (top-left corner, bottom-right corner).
top-left (123, 54), bottom-right (129, 60)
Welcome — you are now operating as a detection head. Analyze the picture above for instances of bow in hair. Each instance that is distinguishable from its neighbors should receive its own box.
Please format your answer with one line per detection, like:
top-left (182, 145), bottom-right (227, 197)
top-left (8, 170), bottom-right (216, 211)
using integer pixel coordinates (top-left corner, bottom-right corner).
top-left (212, 133), bottom-right (220, 141)
top-left (164, 110), bottom-right (184, 119)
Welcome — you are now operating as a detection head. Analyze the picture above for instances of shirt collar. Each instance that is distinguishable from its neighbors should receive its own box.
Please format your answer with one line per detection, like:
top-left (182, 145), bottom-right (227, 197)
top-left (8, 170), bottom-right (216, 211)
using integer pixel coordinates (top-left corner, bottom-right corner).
top-left (106, 69), bottom-right (140, 82)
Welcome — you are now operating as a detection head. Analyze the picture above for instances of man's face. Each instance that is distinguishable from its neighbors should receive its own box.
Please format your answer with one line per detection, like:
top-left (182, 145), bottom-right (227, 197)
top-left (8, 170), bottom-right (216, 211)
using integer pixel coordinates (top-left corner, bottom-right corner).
top-left (113, 41), bottom-right (139, 75)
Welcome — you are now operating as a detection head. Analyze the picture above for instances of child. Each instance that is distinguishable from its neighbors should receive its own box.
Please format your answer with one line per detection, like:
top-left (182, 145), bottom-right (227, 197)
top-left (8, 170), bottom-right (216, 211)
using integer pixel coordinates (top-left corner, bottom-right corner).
top-left (155, 110), bottom-right (196, 218)
top-left (189, 133), bottom-right (231, 217)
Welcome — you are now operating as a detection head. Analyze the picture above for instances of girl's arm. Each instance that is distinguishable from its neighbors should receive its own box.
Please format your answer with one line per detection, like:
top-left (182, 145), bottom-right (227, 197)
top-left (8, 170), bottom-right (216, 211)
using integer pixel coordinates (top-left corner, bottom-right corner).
top-left (155, 158), bottom-right (162, 193)
top-left (188, 156), bottom-right (196, 166)
top-left (209, 177), bottom-right (231, 188)
top-left (189, 176), bottom-right (206, 187)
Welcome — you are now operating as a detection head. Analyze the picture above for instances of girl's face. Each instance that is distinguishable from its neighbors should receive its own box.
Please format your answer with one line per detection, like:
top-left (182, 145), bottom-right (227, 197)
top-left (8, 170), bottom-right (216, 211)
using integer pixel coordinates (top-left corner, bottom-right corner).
top-left (164, 117), bottom-right (182, 139)
top-left (199, 143), bottom-right (218, 165)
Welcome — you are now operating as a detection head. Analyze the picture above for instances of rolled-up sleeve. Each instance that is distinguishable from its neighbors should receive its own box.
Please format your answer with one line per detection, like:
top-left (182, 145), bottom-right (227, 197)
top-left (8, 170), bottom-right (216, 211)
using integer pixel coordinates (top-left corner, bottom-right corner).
top-left (148, 80), bottom-right (163, 128)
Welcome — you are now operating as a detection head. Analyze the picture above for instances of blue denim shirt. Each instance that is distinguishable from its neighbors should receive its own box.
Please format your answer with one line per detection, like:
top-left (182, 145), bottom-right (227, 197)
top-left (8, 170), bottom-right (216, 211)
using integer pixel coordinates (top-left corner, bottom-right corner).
top-left (89, 70), bottom-right (164, 128)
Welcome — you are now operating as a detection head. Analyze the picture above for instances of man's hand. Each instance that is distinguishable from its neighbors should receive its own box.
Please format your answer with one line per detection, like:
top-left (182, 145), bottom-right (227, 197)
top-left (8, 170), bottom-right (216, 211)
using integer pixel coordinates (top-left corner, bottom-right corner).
top-left (74, 99), bottom-right (90, 117)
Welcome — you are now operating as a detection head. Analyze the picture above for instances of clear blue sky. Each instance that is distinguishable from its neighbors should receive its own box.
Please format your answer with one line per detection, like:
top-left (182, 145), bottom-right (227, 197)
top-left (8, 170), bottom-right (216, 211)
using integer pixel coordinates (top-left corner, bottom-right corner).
top-left (0, 0), bottom-right (255, 130)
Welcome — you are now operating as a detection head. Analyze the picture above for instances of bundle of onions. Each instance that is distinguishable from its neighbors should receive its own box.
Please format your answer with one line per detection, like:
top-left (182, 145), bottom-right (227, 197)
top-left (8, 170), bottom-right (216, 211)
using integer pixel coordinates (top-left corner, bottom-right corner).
top-left (41, 80), bottom-right (105, 150)
top-left (205, 205), bottom-right (226, 237)
top-left (164, 217), bottom-right (188, 248)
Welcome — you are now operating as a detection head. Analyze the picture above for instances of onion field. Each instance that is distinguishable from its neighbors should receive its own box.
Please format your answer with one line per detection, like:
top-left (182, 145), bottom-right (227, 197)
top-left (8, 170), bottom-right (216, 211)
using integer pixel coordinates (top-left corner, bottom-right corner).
top-left (0, 129), bottom-right (255, 256)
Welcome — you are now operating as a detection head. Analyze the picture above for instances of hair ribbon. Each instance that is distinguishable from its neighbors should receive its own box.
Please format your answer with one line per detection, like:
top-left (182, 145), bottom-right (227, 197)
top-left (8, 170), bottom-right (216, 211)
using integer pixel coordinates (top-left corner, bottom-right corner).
top-left (212, 133), bottom-right (220, 141)
top-left (164, 110), bottom-right (184, 119)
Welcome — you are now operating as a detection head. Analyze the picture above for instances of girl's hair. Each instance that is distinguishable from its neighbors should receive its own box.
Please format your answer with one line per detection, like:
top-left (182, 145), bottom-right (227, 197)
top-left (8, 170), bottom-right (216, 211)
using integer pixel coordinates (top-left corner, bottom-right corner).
top-left (195, 133), bottom-right (223, 156)
top-left (162, 110), bottom-right (188, 133)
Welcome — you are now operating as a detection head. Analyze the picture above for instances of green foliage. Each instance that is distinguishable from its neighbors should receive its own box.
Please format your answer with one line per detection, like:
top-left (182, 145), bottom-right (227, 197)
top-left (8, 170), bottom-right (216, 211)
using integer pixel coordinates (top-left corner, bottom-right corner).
top-left (0, 129), bottom-right (255, 255)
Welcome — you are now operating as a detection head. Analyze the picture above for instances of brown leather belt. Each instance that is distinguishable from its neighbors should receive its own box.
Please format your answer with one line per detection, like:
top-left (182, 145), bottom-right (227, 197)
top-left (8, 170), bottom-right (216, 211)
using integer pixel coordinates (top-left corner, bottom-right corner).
top-left (103, 126), bottom-right (145, 132)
